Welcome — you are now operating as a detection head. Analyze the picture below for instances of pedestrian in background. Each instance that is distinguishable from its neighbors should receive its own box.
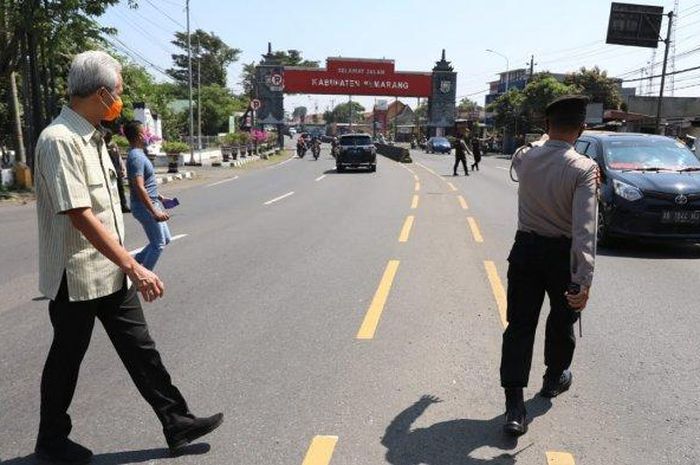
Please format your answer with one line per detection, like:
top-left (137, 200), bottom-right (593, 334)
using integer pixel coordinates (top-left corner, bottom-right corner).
top-left (103, 128), bottom-right (130, 213)
top-left (125, 120), bottom-right (172, 271)
top-left (471, 136), bottom-right (482, 172)
top-left (453, 133), bottom-right (470, 176)
top-left (33, 51), bottom-right (222, 464)
top-left (499, 95), bottom-right (598, 437)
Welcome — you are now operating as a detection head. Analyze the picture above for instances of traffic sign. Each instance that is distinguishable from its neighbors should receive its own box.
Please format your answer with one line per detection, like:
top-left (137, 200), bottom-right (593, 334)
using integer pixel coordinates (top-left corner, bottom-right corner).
top-left (606, 2), bottom-right (663, 48)
top-left (251, 99), bottom-right (262, 110)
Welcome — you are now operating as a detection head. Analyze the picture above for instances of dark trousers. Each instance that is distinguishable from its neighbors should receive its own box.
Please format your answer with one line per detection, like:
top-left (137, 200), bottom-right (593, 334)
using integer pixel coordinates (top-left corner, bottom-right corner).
top-left (116, 173), bottom-right (129, 211)
top-left (109, 154), bottom-right (129, 211)
top-left (454, 155), bottom-right (468, 174)
top-left (500, 231), bottom-right (580, 387)
top-left (38, 278), bottom-right (192, 446)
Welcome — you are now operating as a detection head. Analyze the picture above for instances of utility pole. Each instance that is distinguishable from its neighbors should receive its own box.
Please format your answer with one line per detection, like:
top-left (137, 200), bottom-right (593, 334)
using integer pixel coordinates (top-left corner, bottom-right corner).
top-left (197, 37), bottom-right (202, 153)
top-left (528, 55), bottom-right (536, 81)
top-left (186, 0), bottom-right (195, 164)
top-left (656, 11), bottom-right (673, 134)
top-left (349, 95), bottom-right (353, 131)
top-left (394, 96), bottom-right (399, 141)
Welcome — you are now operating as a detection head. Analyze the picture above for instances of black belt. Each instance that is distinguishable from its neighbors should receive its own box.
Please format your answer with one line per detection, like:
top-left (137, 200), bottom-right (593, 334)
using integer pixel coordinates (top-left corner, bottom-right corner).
top-left (515, 230), bottom-right (572, 246)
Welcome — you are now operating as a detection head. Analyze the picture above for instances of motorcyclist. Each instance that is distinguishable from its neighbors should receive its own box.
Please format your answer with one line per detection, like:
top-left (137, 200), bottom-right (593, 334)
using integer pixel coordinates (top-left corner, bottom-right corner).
top-left (311, 136), bottom-right (321, 159)
top-left (331, 137), bottom-right (340, 158)
top-left (296, 136), bottom-right (307, 158)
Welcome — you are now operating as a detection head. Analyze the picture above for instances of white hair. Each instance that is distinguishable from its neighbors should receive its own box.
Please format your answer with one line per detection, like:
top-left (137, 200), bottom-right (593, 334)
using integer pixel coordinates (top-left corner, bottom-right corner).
top-left (67, 51), bottom-right (122, 97)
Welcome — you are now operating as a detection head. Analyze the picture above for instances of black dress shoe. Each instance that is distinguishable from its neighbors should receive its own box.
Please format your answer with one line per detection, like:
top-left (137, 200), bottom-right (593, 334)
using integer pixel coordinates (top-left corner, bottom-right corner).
top-left (540, 369), bottom-right (573, 398)
top-left (121, 206), bottom-right (131, 213)
top-left (503, 388), bottom-right (528, 436)
top-left (35, 438), bottom-right (93, 464)
top-left (166, 413), bottom-right (224, 452)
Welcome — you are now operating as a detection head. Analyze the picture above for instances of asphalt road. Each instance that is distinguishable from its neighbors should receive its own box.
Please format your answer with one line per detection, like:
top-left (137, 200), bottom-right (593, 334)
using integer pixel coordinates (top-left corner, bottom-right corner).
top-left (1, 143), bottom-right (698, 465)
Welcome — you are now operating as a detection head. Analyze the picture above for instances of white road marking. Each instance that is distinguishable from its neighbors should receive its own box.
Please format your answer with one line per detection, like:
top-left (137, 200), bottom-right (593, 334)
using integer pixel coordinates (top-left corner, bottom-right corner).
top-left (496, 167), bottom-right (509, 171)
top-left (315, 174), bottom-right (327, 182)
top-left (264, 191), bottom-right (295, 205)
top-left (129, 233), bottom-right (188, 255)
top-left (206, 176), bottom-right (239, 187)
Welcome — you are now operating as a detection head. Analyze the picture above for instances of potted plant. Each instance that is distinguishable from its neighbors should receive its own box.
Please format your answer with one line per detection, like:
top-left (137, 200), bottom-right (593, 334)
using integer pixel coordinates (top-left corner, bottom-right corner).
top-left (238, 131), bottom-right (251, 157)
top-left (161, 140), bottom-right (189, 173)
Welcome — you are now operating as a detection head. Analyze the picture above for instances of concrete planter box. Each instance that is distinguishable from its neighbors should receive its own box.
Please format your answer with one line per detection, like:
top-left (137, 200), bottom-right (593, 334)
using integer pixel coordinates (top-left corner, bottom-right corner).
top-left (1, 168), bottom-right (14, 187)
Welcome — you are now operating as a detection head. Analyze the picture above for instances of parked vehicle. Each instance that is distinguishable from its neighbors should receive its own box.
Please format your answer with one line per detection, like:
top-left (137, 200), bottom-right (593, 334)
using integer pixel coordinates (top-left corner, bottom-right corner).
top-left (575, 131), bottom-right (700, 245)
top-left (336, 134), bottom-right (376, 172)
top-left (425, 137), bottom-right (452, 154)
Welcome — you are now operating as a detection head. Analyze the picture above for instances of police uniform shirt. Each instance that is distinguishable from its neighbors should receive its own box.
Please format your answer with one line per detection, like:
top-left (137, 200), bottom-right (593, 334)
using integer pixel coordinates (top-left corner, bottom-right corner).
top-left (513, 139), bottom-right (598, 287)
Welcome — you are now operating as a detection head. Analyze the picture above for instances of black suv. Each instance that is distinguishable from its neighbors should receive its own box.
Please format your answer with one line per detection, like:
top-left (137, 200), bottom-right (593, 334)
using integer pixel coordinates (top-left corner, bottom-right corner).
top-left (575, 131), bottom-right (700, 244)
top-left (336, 134), bottom-right (377, 172)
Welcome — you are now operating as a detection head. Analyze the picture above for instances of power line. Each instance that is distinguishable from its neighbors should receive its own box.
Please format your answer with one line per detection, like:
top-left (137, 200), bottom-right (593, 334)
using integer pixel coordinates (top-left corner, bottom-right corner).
top-left (111, 9), bottom-right (176, 55)
top-left (143, 0), bottom-right (185, 29)
top-left (102, 34), bottom-right (173, 81)
top-left (622, 64), bottom-right (700, 82)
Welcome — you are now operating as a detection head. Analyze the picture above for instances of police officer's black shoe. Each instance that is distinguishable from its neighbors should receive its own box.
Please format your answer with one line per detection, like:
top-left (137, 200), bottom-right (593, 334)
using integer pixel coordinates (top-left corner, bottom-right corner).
top-left (35, 438), bottom-right (93, 464)
top-left (503, 388), bottom-right (527, 436)
top-left (540, 369), bottom-right (573, 398)
top-left (165, 412), bottom-right (224, 453)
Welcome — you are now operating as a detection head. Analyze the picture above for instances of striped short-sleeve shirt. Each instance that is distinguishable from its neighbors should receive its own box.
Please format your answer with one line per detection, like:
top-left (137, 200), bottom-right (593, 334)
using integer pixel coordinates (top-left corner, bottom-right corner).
top-left (35, 106), bottom-right (126, 302)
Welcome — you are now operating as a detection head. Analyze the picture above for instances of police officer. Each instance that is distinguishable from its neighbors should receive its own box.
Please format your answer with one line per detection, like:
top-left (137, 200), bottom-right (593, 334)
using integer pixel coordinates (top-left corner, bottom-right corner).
top-left (500, 95), bottom-right (598, 436)
top-left (454, 133), bottom-right (470, 176)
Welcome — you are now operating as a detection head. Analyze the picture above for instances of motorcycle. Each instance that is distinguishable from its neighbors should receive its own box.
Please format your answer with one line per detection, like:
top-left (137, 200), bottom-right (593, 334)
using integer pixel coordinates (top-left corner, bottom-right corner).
top-left (312, 142), bottom-right (321, 160)
top-left (297, 143), bottom-right (307, 158)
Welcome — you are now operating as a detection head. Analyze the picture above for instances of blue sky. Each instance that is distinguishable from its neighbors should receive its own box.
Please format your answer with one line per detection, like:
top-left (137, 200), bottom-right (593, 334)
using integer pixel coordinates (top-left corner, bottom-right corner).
top-left (102, 0), bottom-right (700, 113)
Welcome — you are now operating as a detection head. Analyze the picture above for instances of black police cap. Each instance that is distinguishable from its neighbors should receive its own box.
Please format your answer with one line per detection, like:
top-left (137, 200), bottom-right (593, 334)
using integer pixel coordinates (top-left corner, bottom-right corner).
top-left (545, 95), bottom-right (589, 118)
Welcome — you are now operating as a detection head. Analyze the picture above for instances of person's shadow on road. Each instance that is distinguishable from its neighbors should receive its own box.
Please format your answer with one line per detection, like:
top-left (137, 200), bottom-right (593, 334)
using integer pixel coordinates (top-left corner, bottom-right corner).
top-left (0, 443), bottom-right (210, 465)
top-left (382, 395), bottom-right (552, 465)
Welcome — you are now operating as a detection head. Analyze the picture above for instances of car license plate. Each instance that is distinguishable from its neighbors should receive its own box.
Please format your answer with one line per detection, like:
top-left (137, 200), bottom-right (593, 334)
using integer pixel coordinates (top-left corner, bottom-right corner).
top-left (661, 210), bottom-right (700, 224)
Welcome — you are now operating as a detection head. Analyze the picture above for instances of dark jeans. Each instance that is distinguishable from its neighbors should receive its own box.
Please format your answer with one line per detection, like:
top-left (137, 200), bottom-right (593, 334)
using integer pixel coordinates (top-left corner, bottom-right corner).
top-left (454, 155), bottom-right (468, 174)
top-left (38, 277), bottom-right (192, 446)
top-left (500, 231), bottom-right (580, 387)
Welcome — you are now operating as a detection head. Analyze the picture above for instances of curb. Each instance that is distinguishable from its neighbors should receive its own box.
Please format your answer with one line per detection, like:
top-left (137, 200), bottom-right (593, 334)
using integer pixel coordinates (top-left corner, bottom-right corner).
top-left (156, 171), bottom-right (195, 185)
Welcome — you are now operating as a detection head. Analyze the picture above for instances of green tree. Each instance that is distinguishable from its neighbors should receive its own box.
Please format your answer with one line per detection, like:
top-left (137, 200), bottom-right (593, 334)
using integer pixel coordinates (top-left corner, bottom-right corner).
top-left (486, 89), bottom-right (526, 133)
top-left (521, 73), bottom-right (578, 130)
top-left (292, 106), bottom-right (307, 123)
top-left (198, 84), bottom-right (246, 135)
top-left (565, 66), bottom-right (622, 110)
top-left (0, 0), bottom-right (134, 168)
top-left (457, 97), bottom-right (479, 113)
top-left (325, 102), bottom-right (365, 124)
top-left (168, 29), bottom-right (240, 88)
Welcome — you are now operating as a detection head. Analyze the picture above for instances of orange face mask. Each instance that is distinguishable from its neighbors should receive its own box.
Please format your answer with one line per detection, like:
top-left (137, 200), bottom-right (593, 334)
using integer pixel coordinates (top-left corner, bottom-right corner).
top-left (100, 88), bottom-right (123, 121)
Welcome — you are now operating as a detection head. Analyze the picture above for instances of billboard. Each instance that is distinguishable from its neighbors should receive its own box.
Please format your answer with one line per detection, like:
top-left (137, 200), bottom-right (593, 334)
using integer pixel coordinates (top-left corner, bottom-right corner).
top-left (606, 2), bottom-right (664, 48)
top-left (284, 57), bottom-right (432, 97)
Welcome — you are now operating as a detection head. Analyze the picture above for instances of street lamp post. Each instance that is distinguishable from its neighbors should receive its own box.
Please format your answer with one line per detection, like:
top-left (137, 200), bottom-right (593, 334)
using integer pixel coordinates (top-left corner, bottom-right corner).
top-left (486, 49), bottom-right (510, 153)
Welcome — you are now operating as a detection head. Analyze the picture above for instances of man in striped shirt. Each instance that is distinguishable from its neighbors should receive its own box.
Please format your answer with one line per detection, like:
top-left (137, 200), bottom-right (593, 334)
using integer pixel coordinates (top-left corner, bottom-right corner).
top-left (34, 51), bottom-right (222, 464)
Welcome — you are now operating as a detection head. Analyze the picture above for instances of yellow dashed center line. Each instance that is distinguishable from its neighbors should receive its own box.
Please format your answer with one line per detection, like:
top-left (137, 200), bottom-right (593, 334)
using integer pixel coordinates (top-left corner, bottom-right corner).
top-left (447, 182), bottom-right (457, 191)
top-left (301, 436), bottom-right (338, 465)
top-left (467, 217), bottom-right (484, 243)
top-left (457, 195), bottom-right (468, 210)
top-left (546, 451), bottom-right (576, 465)
top-left (484, 261), bottom-right (508, 329)
top-left (411, 195), bottom-right (419, 209)
top-left (399, 215), bottom-right (415, 242)
top-left (415, 182), bottom-right (421, 192)
top-left (357, 260), bottom-right (400, 340)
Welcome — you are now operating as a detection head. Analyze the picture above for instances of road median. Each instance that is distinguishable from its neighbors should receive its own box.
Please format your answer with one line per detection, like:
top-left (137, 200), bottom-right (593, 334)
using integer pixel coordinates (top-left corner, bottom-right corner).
top-left (375, 143), bottom-right (412, 163)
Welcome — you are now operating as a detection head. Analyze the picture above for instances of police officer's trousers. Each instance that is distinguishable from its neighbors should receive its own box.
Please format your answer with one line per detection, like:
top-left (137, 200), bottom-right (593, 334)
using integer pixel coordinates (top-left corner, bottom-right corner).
top-left (500, 231), bottom-right (580, 387)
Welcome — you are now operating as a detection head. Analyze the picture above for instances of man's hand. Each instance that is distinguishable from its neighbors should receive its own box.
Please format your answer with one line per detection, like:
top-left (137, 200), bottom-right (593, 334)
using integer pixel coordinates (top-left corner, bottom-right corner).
top-left (126, 262), bottom-right (165, 302)
top-left (566, 285), bottom-right (590, 311)
top-left (152, 210), bottom-right (170, 222)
